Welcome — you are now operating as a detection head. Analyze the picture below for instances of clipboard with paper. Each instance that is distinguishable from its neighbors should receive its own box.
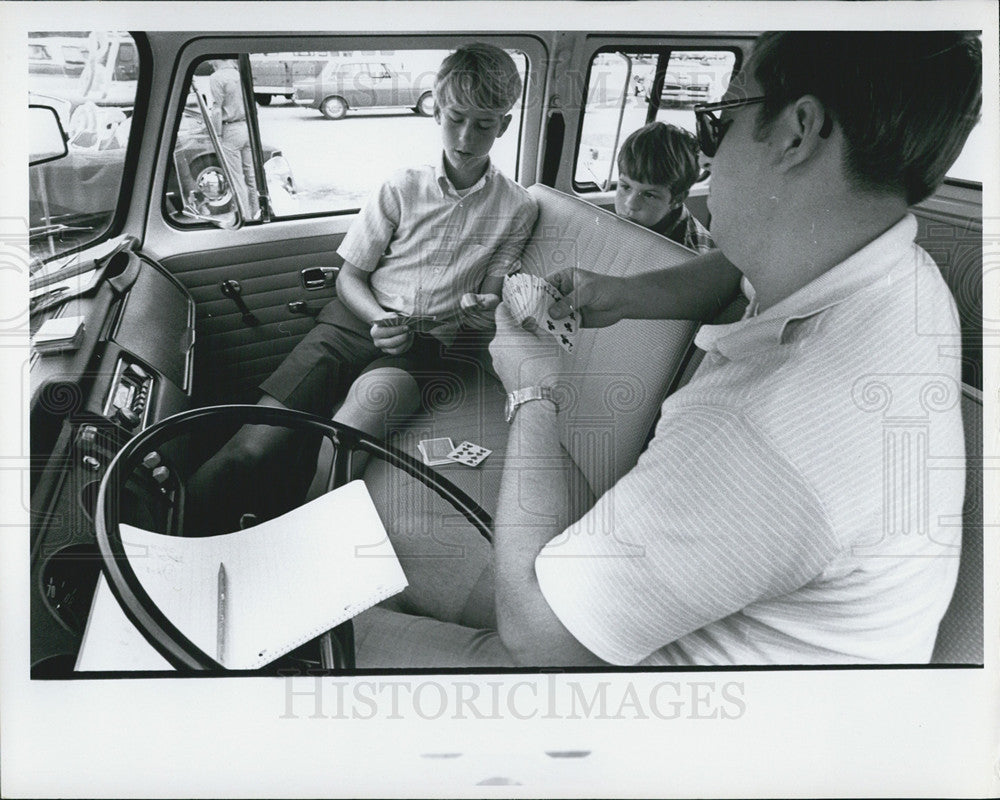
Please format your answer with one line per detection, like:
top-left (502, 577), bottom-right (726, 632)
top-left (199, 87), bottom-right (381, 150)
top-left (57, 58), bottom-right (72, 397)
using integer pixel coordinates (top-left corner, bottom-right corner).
top-left (77, 480), bottom-right (407, 671)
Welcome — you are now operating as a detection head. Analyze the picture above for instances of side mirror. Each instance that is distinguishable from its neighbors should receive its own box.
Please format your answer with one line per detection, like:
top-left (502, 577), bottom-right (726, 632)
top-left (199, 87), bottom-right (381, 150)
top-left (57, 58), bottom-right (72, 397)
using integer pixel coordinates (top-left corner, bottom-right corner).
top-left (29, 105), bottom-right (69, 166)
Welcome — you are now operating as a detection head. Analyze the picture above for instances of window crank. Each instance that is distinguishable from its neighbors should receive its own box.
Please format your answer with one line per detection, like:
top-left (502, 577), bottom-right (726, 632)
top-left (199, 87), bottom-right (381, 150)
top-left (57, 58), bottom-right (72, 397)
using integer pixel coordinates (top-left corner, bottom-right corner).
top-left (220, 279), bottom-right (259, 326)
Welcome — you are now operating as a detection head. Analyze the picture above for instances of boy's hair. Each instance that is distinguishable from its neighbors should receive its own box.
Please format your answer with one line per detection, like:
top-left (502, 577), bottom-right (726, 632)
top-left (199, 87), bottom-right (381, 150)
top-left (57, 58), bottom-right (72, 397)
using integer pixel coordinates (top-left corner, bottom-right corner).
top-left (435, 43), bottom-right (522, 113)
top-left (616, 122), bottom-right (702, 202)
top-left (750, 31), bottom-right (982, 205)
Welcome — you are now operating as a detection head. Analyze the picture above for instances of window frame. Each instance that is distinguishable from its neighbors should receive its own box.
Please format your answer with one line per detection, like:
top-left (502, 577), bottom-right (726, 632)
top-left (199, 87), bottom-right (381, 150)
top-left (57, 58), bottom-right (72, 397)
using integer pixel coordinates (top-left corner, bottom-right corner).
top-left (157, 34), bottom-right (545, 232)
top-left (572, 43), bottom-right (742, 195)
top-left (28, 30), bottom-right (152, 273)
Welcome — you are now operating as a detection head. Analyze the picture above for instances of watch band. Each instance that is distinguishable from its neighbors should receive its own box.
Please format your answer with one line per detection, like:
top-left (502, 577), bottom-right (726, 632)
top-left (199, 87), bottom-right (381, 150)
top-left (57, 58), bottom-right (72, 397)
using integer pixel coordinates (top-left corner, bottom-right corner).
top-left (505, 386), bottom-right (556, 423)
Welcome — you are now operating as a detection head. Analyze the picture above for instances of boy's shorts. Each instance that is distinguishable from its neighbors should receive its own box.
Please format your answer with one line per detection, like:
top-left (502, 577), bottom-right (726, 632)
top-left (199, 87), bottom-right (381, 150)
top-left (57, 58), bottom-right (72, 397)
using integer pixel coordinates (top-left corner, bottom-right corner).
top-left (259, 298), bottom-right (482, 417)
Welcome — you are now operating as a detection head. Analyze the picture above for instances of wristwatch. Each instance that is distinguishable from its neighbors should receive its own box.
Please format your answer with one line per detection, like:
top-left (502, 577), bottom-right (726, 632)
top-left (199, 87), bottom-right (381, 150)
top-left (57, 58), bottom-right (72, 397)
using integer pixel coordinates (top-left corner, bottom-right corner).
top-left (504, 386), bottom-right (557, 423)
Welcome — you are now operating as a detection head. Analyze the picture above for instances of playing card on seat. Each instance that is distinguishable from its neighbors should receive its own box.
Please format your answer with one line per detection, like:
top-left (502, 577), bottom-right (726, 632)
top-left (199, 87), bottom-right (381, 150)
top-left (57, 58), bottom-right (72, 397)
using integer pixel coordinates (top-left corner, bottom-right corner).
top-left (445, 441), bottom-right (492, 467)
top-left (418, 437), bottom-right (456, 466)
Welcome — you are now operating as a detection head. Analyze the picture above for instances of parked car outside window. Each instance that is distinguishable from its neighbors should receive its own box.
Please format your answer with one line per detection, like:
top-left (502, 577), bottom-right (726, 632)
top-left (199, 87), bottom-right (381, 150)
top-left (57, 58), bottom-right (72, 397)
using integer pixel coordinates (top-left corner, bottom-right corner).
top-left (292, 57), bottom-right (436, 119)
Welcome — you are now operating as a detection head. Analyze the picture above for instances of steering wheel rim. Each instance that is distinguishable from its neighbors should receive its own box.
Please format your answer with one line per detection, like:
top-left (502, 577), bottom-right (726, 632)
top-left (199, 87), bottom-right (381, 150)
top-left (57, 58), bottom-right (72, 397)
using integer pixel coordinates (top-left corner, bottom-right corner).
top-left (94, 404), bottom-right (493, 672)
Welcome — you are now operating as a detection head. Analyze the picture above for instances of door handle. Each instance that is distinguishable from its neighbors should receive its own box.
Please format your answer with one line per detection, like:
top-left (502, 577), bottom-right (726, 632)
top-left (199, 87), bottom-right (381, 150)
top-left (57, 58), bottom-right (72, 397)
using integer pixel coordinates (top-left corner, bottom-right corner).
top-left (301, 267), bottom-right (339, 291)
top-left (287, 300), bottom-right (318, 316)
top-left (220, 280), bottom-right (259, 326)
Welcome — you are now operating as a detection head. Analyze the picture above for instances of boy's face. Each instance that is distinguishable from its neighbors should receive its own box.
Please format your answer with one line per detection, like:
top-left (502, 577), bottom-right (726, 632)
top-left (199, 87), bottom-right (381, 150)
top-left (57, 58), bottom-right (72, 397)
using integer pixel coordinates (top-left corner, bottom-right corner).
top-left (435, 100), bottom-right (512, 173)
top-left (614, 174), bottom-right (677, 229)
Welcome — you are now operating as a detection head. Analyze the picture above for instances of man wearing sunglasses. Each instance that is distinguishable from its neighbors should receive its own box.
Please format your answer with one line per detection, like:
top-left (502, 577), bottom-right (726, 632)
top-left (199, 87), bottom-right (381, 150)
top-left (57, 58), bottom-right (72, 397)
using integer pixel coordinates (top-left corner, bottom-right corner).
top-left (354, 31), bottom-right (982, 667)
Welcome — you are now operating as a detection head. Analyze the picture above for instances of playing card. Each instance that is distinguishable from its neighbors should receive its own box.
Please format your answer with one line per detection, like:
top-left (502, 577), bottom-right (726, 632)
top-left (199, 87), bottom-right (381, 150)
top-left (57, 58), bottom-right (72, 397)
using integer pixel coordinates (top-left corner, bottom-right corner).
top-left (542, 304), bottom-right (578, 353)
top-left (374, 314), bottom-right (409, 328)
top-left (418, 437), bottom-right (456, 466)
top-left (446, 441), bottom-right (492, 467)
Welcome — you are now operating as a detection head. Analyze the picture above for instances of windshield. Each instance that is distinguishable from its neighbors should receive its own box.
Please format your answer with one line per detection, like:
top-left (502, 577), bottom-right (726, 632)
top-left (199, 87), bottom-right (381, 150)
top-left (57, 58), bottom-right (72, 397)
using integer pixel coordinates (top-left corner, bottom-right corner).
top-left (28, 31), bottom-right (139, 272)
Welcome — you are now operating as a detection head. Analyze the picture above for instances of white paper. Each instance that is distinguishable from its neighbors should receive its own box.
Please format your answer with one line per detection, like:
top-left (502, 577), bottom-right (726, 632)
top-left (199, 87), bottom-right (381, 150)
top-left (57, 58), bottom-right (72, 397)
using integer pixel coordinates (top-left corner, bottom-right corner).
top-left (76, 480), bottom-right (406, 671)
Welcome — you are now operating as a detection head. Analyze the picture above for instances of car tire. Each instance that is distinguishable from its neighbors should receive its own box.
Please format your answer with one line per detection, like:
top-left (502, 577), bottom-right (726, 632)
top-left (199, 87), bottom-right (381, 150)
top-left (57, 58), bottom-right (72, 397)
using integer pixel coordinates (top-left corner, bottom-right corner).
top-left (415, 92), bottom-right (435, 117)
top-left (255, 93), bottom-right (272, 106)
top-left (320, 96), bottom-right (348, 120)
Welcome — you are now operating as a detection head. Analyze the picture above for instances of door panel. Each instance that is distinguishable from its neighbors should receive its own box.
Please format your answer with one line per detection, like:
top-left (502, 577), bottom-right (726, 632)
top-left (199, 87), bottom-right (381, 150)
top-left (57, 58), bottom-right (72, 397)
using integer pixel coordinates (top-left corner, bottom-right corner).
top-left (157, 231), bottom-right (343, 405)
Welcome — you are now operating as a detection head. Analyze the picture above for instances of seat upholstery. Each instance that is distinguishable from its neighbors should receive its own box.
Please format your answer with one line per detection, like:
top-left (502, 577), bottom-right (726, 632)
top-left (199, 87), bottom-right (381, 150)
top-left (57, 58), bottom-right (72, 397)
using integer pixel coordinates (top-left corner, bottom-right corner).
top-left (361, 185), bottom-right (702, 542)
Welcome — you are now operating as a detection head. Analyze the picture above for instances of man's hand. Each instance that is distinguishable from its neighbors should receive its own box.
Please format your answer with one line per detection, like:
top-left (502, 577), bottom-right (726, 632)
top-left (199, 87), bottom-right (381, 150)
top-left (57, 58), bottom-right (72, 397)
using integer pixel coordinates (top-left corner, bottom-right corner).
top-left (370, 318), bottom-right (413, 356)
top-left (460, 292), bottom-right (501, 330)
top-left (546, 268), bottom-right (631, 328)
top-left (489, 303), bottom-right (562, 392)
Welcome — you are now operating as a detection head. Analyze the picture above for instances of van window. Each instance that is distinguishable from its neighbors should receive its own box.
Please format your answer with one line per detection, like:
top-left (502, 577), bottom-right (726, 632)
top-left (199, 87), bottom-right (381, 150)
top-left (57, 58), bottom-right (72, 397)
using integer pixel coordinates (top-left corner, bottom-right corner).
top-left (27, 30), bottom-right (140, 269)
top-left (163, 48), bottom-right (528, 224)
top-left (575, 47), bottom-right (736, 191)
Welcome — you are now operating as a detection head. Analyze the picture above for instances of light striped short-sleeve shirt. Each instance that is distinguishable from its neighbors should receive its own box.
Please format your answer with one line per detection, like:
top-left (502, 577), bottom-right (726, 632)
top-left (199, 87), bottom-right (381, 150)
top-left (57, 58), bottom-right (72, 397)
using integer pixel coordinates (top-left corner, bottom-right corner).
top-left (336, 155), bottom-right (538, 330)
top-left (535, 215), bottom-right (965, 665)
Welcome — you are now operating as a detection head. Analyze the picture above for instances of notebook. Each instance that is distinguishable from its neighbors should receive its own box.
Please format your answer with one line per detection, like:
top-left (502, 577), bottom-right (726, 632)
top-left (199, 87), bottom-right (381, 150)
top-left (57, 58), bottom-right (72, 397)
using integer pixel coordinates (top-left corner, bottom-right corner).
top-left (76, 480), bottom-right (407, 671)
top-left (33, 315), bottom-right (86, 353)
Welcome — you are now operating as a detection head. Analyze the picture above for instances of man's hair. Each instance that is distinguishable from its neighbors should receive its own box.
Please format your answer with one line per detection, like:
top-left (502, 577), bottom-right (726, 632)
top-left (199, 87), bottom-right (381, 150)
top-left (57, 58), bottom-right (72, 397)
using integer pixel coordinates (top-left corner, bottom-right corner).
top-left (750, 31), bottom-right (982, 205)
top-left (616, 122), bottom-right (702, 201)
top-left (435, 44), bottom-right (522, 112)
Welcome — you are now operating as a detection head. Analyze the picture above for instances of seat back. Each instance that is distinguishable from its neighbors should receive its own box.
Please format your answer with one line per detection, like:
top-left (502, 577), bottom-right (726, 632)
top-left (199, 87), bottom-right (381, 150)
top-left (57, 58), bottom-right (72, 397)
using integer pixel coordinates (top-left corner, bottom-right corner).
top-left (521, 185), bottom-right (701, 496)
top-left (932, 385), bottom-right (984, 663)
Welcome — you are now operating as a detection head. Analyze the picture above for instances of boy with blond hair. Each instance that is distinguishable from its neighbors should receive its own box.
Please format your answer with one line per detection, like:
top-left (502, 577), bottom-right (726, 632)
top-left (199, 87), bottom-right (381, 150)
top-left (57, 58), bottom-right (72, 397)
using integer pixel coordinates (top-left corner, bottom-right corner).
top-left (614, 121), bottom-right (713, 253)
top-left (189, 44), bottom-right (537, 531)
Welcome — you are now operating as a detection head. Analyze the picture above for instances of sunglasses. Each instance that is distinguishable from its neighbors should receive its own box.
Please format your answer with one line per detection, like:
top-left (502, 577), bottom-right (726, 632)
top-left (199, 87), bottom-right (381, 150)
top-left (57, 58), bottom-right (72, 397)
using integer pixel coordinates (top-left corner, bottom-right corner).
top-left (693, 96), bottom-right (766, 157)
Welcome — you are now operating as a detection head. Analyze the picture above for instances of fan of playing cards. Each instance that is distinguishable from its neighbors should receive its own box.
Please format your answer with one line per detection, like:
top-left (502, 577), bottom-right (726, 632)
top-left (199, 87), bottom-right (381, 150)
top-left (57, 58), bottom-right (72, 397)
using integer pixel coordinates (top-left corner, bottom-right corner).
top-left (502, 272), bottom-right (578, 353)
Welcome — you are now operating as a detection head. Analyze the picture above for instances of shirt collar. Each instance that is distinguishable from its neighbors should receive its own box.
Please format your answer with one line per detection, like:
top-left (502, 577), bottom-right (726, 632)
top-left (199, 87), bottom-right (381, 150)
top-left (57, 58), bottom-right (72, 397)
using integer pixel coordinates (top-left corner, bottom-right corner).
top-left (652, 204), bottom-right (689, 239)
top-left (435, 152), bottom-right (494, 197)
top-left (695, 214), bottom-right (918, 359)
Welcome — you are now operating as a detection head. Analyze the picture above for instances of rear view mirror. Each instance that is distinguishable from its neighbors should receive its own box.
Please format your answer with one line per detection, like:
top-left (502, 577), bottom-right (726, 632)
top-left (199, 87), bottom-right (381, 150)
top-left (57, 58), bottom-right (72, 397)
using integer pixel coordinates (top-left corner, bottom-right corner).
top-left (29, 105), bottom-right (69, 166)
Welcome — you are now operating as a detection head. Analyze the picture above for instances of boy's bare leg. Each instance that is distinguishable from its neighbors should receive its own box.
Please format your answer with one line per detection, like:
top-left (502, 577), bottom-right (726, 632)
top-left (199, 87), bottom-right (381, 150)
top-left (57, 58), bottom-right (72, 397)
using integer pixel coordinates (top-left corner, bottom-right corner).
top-left (184, 394), bottom-right (300, 533)
top-left (307, 367), bottom-right (421, 497)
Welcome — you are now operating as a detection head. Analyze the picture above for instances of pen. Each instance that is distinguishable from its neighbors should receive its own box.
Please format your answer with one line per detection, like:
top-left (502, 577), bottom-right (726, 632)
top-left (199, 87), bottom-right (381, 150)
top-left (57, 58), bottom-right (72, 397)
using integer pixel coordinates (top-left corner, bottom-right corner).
top-left (216, 561), bottom-right (227, 666)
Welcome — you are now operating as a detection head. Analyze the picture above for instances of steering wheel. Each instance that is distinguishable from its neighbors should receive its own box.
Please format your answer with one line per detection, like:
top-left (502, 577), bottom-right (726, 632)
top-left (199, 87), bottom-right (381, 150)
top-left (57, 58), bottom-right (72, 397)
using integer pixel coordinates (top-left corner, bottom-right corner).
top-left (94, 405), bottom-right (492, 672)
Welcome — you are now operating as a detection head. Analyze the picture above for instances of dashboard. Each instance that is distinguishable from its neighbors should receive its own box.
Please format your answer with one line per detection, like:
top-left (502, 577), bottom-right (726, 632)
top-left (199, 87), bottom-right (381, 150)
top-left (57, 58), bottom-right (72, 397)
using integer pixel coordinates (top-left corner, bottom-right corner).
top-left (29, 240), bottom-right (195, 676)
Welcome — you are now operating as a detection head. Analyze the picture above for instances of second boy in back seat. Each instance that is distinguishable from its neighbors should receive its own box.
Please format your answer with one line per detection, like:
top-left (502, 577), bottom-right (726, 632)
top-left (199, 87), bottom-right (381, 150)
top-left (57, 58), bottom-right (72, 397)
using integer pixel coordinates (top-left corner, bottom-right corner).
top-left (614, 122), bottom-right (713, 253)
top-left (187, 43), bottom-right (537, 532)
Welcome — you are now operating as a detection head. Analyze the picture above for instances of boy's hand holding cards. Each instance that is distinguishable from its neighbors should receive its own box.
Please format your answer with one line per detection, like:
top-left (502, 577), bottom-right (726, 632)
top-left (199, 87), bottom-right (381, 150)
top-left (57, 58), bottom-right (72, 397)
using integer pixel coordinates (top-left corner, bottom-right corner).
top-left (371, 314), bottom-right (414, 355)
top-left (501, 272), bottom-right (578, 353)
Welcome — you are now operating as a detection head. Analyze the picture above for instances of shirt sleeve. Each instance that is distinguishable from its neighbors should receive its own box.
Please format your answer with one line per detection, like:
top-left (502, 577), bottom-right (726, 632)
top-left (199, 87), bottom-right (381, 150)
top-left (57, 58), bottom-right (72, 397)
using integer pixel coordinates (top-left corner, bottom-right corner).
top-left (208, 72), bottom-right (223, 105)
top-left (534, 405), bottom-right (840, 665)
top-left (336, 178), bottom-right (402, 272)
top-left (486, 193), bottom-right (538, 277)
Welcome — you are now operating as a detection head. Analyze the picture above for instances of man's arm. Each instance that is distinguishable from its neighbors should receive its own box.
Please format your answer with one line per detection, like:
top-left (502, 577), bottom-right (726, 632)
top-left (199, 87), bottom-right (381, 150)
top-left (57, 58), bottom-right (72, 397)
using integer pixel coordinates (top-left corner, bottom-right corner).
top-left (488, 304), bottom-right (606, 666)
top-left (491, 402), bottom-right (606, 666)
top-left (548, 249), bottom-right (741, 327)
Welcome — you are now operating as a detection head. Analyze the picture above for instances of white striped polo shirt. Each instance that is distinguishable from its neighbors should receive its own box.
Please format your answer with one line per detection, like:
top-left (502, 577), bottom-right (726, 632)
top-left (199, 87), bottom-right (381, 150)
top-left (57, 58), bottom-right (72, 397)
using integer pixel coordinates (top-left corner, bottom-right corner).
top-left (336, 155), bottom-right (538, 336)
top-left (535, 215), bottom-right (966, 665)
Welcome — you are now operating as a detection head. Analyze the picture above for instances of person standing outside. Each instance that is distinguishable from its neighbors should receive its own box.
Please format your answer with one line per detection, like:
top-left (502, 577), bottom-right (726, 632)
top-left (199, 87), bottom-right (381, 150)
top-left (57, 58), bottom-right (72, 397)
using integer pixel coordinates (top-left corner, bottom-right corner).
top-left (207, 58), bottom-right (260, 219)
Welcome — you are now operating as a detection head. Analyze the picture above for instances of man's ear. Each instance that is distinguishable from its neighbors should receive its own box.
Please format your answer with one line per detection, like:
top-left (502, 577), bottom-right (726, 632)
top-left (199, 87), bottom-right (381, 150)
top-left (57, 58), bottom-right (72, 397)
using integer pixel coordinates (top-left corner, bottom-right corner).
top-left (776, 95), bottom-right (831, 169)
top-left (497, 113), bottom-right (512, 137)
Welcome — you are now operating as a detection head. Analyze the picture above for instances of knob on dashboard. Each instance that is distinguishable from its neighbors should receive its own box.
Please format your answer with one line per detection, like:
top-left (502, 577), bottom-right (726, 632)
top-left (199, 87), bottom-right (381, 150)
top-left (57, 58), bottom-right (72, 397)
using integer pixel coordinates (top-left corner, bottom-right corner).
top-left (78, 425), bottom-right (98, 446)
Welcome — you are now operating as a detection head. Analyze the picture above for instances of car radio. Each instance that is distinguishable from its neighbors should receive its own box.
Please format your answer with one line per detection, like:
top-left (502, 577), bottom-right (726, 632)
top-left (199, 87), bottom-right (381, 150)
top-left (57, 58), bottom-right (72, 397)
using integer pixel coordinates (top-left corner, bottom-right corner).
top-left (102, 356), bottom-right (154, 430)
